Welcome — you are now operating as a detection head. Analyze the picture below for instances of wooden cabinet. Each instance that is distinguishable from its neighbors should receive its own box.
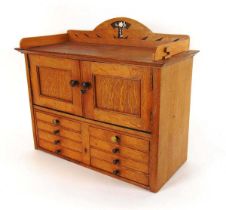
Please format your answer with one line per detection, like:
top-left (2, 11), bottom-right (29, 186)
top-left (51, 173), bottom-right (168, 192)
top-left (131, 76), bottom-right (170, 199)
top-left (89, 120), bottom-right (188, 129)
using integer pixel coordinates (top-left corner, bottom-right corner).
top-left (16, 17), bottom-right (198, 192)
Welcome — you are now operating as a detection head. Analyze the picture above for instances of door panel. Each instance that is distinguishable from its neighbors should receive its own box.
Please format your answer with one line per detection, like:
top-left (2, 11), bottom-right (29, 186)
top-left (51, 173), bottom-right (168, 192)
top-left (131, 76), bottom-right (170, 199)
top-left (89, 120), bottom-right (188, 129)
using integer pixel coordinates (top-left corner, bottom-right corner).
top-left (95, 75), bottom-right (141, 115)
top-left (81, 61), bottom-right (152, 131)
top-left (29, 55), bottom-right (82, 115)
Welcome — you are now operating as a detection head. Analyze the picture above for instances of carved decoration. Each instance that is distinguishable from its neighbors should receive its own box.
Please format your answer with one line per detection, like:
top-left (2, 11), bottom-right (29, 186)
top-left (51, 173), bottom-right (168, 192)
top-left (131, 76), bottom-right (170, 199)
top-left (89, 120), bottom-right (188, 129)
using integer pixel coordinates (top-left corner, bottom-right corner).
top-left (111, 21), bottom-right (131, 39)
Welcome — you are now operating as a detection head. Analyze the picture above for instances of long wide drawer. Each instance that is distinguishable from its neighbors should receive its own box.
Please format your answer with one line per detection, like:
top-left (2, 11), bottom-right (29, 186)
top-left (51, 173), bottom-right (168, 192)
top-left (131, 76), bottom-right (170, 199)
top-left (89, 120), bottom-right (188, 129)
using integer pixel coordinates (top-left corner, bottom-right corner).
top-left (91, 157), bottom-right (149, 186)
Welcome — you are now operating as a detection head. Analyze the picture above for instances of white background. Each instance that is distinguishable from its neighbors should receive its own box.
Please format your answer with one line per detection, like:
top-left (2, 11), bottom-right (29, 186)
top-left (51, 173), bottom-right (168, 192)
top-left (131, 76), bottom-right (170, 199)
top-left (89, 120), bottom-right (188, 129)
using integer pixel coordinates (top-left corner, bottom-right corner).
top-left (0, 0), bottom-right (226, 209)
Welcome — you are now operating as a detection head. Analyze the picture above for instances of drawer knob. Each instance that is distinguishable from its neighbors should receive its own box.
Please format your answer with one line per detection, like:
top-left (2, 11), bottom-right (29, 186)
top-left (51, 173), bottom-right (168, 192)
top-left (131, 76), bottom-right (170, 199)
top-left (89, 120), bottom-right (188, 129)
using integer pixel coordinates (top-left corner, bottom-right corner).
top-left (70, 80), bottom-right (79, 87)
top-left (52, 119), bottom-right (60, 125)
top-left (80, 89), bottom-right (87, 94)
top-left (55, 149), bottom-right (61, 154)
top-left (112, 159), bottom-right (120, 165)
top-left (53, 140), bottom-right (60, 145)
top-left (111, 136), bottom-right (120, 143)
top-left (112, 148), bottom-right (120, 154)
top-left (53, 130), bottom-right (60, 135)
top-left (112, 169), bottom-right (120, 175)
top-left (81, 82), bottom-right (91, 88)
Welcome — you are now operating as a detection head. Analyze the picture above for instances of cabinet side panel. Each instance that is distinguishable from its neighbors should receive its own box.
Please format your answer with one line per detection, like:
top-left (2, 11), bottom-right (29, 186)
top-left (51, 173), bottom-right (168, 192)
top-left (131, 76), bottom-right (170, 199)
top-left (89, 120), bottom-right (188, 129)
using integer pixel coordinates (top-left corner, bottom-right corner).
top-left (24, 54), bottom-right (38, 149)
top-left (156, 58), bottom-right (193, 190)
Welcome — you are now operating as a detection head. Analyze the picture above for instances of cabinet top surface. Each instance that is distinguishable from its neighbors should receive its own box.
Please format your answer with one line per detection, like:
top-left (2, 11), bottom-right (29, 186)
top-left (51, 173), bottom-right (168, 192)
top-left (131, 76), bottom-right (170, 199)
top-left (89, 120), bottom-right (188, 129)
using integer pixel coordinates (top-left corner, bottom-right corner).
top-left (25, 41), bottom-right (158, 64)
top-left (16, 17), bottom-right (198, 65)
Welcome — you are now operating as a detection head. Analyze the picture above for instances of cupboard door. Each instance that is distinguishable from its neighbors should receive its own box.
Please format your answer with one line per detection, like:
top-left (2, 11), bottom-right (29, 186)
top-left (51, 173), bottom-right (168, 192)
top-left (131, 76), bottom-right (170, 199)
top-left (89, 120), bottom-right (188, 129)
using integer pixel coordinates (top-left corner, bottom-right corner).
top-left (81, 61), bottom-right (152, 131)
top-left (29, 55), bottom-right (82, 115)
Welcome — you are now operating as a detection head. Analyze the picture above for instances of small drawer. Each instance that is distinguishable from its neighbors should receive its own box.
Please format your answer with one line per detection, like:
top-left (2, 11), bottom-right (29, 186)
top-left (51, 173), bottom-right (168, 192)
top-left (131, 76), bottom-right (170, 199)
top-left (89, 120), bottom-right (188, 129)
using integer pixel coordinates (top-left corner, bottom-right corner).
top-left (61, 148), bottom-right (82, 162)
top-left (38, 130), bottom-right (82, 152)
top-left (91, 158), bottom-right (149, 186)
top-left (36, 121), bottom-right (81, 142)
top-left (38, 139), bottom-right (82, 162)
top-left (38, 138), bottom-right (61, 152)
top-left (89, 126), bottom-right (149, 152)
top-left (90, 137), bottom-right (149, 163)
top-left (90, 148), bottom-right (149, 173)
top-left (35, 111), bottom-right (81, 132)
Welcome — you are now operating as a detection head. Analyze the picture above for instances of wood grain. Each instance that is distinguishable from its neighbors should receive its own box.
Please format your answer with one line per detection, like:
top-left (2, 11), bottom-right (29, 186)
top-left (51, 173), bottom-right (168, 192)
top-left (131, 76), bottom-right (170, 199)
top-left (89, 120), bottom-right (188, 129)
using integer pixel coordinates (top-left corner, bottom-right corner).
top-left (36, 121), bottom-right (81, 142)
top-left (38, 130), bottom-right (82, 152)
top-left (38, 66), bottom-right (73, 101)
top-left (29, 54), bottom-right (82, 115)
top-left (34, 107), bottom-right (151, 139)
top-left (24, 54), bottom-right (38, 149)
top-left (89, 126), bottom-right (149, 152)
top-left (38, 139), bottom-right (82, 162)
top-left (91, 157), bottom-right (149, 185)
top-left (20, 33), bottom-right (68, 49)
top-left (95, 75), bottom-right (141, 115)
top-left (152, 58), bottom-right (194, 192)
top-left (35, 111), bottom-right (81, 132)
top-left (81, 61), bottom-right (152, 132)
top-left (90, 148), bottom-right (149, 173)
top-left (90, 137), bottom-right (149, 163)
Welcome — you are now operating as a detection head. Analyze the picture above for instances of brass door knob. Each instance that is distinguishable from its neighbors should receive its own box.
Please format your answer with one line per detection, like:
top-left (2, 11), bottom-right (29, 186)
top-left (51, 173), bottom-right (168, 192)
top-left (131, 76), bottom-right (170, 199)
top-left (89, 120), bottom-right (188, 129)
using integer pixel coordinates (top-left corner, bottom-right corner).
top-left (52, 119), bottom-right (60, 125)
top-left (55, 149), bottom-right (61, 154)
top-left (53, 130), bottom-right (60, 135)
top-left (112, 148), bottom-right (120, 154)
top-left (112, 169), bottom-right (120, 175)
top-left (112, 159), bottom-right (120, 165)
top-left (53, 140), bottom-right (60, 145)
top-left (111, 136), bottom-right (120, 143)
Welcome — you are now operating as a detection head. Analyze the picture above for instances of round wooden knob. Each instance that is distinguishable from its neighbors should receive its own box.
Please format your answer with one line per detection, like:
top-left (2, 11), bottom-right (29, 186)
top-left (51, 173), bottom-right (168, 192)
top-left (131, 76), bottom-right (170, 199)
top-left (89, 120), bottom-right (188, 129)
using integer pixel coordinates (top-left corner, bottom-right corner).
top-left (112, 159), bottom-right (120, 165)
top-left (80, 89), bottom-right (87, 94)
top-left (112, 169), bottom-right (120, 175)
top-left (53, 130), bottom-right (60, 135)
top-left (55, 149), bottom-right (61, 154)
top-left (81, 82), bottom-right (91, 88)
top-left (111, 136), bottom-right (120, 143)
top-left (70, 80), bottom-right (79, 87)
top-left (53, 140), bottom-right (60, 145)
top-left (52, 119), bottom-right (60, 125)
top-left (112, 148), bottom-right (120, 154)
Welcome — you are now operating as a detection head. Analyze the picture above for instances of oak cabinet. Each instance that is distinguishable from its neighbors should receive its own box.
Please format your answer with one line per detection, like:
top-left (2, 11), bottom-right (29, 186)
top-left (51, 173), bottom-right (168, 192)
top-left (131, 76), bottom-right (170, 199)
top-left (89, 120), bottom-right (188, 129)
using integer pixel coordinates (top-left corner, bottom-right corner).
top-left (16, 17), bottom-right (198, 192)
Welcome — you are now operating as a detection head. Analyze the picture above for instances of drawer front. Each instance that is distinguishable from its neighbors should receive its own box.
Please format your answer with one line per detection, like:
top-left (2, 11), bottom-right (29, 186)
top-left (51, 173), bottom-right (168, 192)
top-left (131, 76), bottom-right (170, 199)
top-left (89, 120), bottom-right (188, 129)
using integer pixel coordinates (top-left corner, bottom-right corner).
top-left (36, 111), bottom-right (81, 132)
top-left (89, 126), bottom-right (149, 152)
top-left (38, 139), bottom-right (82, 162)
top-left (38, 130), bottom-right (82, 152)
top-left (90, 137), bottom-right (149, 163)
top-left (91, 158), bottom-right (149, 186)
top-left (36, 121), bottom-right (81, 142)
top-left (90, 148), bottom-right (148, 173)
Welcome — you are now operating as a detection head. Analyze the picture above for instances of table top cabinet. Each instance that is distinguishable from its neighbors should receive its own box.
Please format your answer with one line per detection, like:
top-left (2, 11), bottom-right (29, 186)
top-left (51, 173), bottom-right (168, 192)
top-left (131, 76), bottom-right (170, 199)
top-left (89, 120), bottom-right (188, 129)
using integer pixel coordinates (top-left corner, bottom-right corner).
top-left (16, 17), bottom-right (198, 192)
